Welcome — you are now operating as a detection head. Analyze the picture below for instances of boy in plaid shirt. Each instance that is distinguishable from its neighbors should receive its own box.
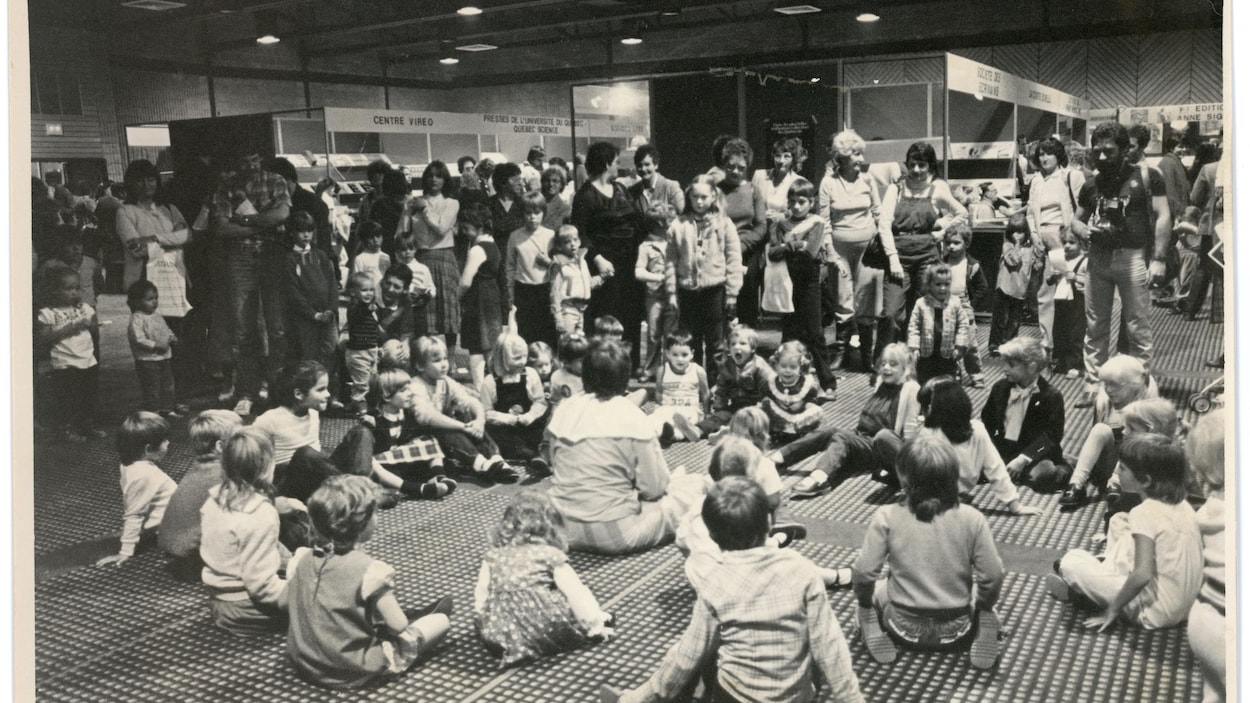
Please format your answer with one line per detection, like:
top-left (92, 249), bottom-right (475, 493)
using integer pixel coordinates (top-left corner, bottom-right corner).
top-left (603, 477), bottom-right (863, 703)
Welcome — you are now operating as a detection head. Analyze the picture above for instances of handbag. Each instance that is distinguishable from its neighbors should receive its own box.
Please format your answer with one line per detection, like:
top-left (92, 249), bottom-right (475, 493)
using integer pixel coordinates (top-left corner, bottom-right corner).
top-left (861, 233), bottom-right (888, 270)
top-left (761, 258), bottom-right (795, 313)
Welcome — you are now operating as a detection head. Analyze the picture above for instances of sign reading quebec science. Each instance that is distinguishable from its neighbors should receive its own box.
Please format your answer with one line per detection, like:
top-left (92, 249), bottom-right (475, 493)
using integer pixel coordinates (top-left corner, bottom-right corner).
top-left (945, 53), bottom-right (1090, 117)
top-left (323, 107), bottom-right (649, 140)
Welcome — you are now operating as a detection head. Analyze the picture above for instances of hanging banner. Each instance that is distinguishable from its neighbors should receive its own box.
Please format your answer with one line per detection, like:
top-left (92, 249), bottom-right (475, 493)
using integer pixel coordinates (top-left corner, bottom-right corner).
top-left (946, 54), bottom-right (1089, 117)
top-left (323, 107), bottom-right (649, 141)
top-left (1121, 103), bottom-right (1223, 131)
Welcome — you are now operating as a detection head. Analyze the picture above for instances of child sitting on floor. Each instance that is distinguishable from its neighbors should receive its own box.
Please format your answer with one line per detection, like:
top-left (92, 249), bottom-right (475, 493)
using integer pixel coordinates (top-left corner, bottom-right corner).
top-left (784, 343), bottom-right (921, 497)
top-left (981, 336), bottom-right (1068, 493)
top-left (653, 329), bottom-right (711, 444)
top-left (853, 435), bottom-right (1005, 669)
top-left (159, 410), bottom-right (244, 580)
top-left (200, 427), bottom-right (290, 636)
top-left (907, 263), bottom-right (969, 385)
top-left (549, 333), bottom-right (589, 409)
top-left (480, 331), bottom-right (551, 476)
top-left (366, 367), bottom-right (455, 500)
top-left (761, 340), bottom-right (824, 442)
top-left (604, 476), bottom-right (864, 703)
top-left (1048, 433), bottom-right (1202, 631)
top-left (1059, 355), bottom-right (1158, 509)
top-left (96, 411), bottom-right (177, 567)
top-left (474, 489), bottom-right (615, 668)
top-left (1185, 410), bottom-right (1227, 702)
top-left (679, 324), bottom-right (773, 441)
top-left (287, 475), bottom-right (453, 688)
top-left (527, 340), bottom-right (555, 398)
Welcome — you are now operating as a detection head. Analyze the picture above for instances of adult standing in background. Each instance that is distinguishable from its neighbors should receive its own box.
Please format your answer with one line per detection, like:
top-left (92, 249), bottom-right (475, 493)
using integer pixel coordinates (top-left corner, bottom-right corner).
top-left (265, 157), bottom-right (333, 260)
top-left (488, 162), bottom-right (526, 250)
top-left (571, 141), bottom-right (643, 366)
top-left (820, 129), bottom-right (880, 370)
top-left (874, 142), bottom-right (967, 363)
top-left (212, 151), bottom-right (291, 417)
top-left (715, 138), bottom-right (767, 328)
top-left (404, 161), bottom-right (462, 347)
top-left (627, 144), bottom-right (684, 216)
top-left (367, 170), bottom-right (410, 258)
top-left (116, 158), bottom-right (193, 327)
top-left (540, 166), bottom-right (572, 230)
top-left (355, 160), bottom-right (391, 230)
top-left (1026, 137), bottom-right (1084, 351)
top-left (520, 146), bottom-right (545, 194)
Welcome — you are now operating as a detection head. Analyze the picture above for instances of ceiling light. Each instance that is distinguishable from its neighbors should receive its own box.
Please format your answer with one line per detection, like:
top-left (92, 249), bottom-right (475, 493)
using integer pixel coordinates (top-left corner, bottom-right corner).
top-left (774, 4), bottom-right (822, 16)
top-left (440, 56), bottom-right (460, 65)
top-left (456, 43), bottom-right (498, 51)
top-left (856, 11), bottom-right (880, 22)
top-left (620, 36), bottom-right (643, 45)
top-left (457, 6), bottom-right (483, 15)
top-left (256, 34), bottom-right (281, 44)
top-left (660, 10), bottom-right (680, 17)
top-left (121, 0), bottom-right (186, 10)
top-left (810, 77), bottom-right (820, 83)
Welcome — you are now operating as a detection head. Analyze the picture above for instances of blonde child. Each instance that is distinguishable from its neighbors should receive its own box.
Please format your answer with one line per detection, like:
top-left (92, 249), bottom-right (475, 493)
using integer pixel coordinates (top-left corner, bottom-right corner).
top-left (786, 343), bottom-right (921, 497)
top-left (767, 177), bottom-right (837, 394)
top-left (200, 427), bottom-right (289, 636)
top-left (480, 331), bottom-right (550, 476)
top-left (410, 336), bottom-right (518, 484)
top-left (679, 324), bottom-right (773, 441)
top-left (722, 407), bottom-right (785, 510)
top-left (761, 340), bottom-right (823, 442)
top-left (527, 341), bottom-right (555, 396)
top-left (635, 202), bottom-right (677, 381)
top-left (981, 337), bottom-right (1068, 492)
top-left (941, 223), bottom-right (988, 388)
top-left (1059, 355), bottom-right (1158, 508)
top-left (1052, 229), bottom-right (1088, 378)
top-left (907, 263), bottom-right (969, 385)
top-left (35, 266), bottom-right (104, 441)
top-left (366, 367), bottom-right (454, 500)
top-left (1096, 397), bottom-right (1184, 534)
top-left (96, 412), bottom-right (177, 567)
top-left (549, 333), bottom-right (589, 408)
top-left (506, 191), bottom-right (557, 347)
top-left (127, 280), bottom-right (186, 418)
top-left (605, 476), bottom-right (863, 703)
top-left (474, 490), bottom-right (614, 667)
top-left (668, 174), bottom-right (743, 366)
top-left (1185, 410), bottom-right (1227, 703)
top-left (159, 410), bottom-right (244, 580)
top-left (550, 225), bottom-right (603, 336)
top-left (287, 475), bottom-right (453, 688)
top-left (392, 234), bottom-right (436, 333)
top-left (652, 329), bottom-right (710, 444)
top-left (854, 436), bottom-right (1005, 669)
top-left (913, 377), bottom-right (1041, 516)
top-left (1048, 434), bottom-right (1202, 631)
top-left (989, 213), bottom-right (1037, 355)
top-left (351, 221), bottom-right (390, 299)
top-left (459, 203), bottom-right (508, 390)
top-left (344, 271), bottom-right (383, 418)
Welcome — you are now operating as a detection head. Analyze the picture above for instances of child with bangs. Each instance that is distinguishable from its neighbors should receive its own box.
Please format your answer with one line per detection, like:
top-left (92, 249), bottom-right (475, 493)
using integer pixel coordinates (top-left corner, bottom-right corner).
top-left (506, 190), bottom-right (557, 347)
top-left (480, 330), bottom-right (551, 476)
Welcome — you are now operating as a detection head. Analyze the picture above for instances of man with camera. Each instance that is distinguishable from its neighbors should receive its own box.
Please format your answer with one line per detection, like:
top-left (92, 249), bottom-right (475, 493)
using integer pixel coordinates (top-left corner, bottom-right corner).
top-left (1071, 122), bottom-right (1171, 406)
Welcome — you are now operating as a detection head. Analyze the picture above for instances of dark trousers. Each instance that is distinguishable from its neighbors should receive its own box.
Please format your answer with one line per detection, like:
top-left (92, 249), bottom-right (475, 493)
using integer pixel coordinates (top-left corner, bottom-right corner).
top-left (915, 353), bottom-right (959, 386)
top-left (229, 249), bottom-right (287, 399)
top-left (737, 249), bottom-right (763, 328)
top-left (879, 234), bottom-right (940, 356)
top-left (587, 248), bottom-right (644, 367)
top-left (428, 427), bottom-right (500, 470)
top-left (677, 286), bottom-right (727, 368)
top-left (489, 419), bottom-right (547, 462)
top-left (47, 365), bottom-right (97, 430)
top-left (1053, 294), bottom-right (1086, 372)
top-left (287, 316), bottom-right (339, 397)
top-left (135, 359), bottom-right (176, 411)
top-left (514, 281), bottom-right (557, 349)
top-left (274, 428), bottom-right (374, 502)
top-left (782, 263), bottom-right (835, 390)
top-left (1183, 236), bottom-right (1221, 317)
top-left (989, 292), bottom-right (1025, 349)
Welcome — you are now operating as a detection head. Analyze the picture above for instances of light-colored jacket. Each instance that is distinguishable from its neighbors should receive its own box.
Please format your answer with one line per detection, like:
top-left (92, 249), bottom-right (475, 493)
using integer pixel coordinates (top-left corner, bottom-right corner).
top-left (667, 213), bottom-right (743, 298)
top-left (199, 486), bottom-right (286, 606)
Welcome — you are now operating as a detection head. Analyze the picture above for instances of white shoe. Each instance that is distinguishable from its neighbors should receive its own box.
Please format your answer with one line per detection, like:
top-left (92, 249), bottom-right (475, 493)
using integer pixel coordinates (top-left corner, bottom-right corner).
top-left (233, 398), bottom-right (254, 416)
top-left (258, 382), bottom-right (269, 401)
top-left (217, 384), bottom-right (236, 403)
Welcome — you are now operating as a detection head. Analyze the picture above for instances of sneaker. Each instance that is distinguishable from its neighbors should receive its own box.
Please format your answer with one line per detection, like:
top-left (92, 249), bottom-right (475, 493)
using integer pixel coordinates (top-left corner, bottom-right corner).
top-left (482, 459), bottom-right (520, 484)
top-left (1044, 574), bottom-right (1072, 602)
top-left (1065, 368), bottom-right (1081, 379)
top-left (791, 471), bottom-right (832, 499)
top-left (232, 397), bottom-right (254, 416)
top-left (528, 456), bottom-right (552, 479)
top-left (658, 422), bottom-right (676, 449)
top-left (858, 606), bottom-right (897, 664)
top-left (769, 522), bottom-right (808, 548)
top-left (671, 413), bottom-right (702, 443)
top-left (1057, 485), bottom-right (1086, 509)
top-left (258, 382), bottom-right (269, 401)
top-left (969, 610), bottom-right (1001, 669)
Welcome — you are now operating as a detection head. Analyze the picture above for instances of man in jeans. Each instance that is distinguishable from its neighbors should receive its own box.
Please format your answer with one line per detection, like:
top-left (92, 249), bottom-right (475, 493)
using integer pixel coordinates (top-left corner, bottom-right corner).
top-left (212, 151), bottom-right (291, 416)
top-left (1071, 123), bottom-right (1171, 407)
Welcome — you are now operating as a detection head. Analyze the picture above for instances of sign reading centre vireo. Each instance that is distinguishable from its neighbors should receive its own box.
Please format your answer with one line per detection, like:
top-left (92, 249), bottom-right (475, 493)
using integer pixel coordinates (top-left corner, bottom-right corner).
top-left (323, 107), bottom-right (649, 140)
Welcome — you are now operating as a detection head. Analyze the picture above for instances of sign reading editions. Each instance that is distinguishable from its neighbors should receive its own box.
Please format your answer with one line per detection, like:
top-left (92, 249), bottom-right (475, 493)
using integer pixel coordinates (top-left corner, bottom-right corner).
top-left (946, 54), bottom-right (1090, 117)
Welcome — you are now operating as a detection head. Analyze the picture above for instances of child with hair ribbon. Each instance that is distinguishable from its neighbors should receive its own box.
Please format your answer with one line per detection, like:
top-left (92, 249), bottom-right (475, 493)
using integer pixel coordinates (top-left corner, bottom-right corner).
top-left (761, 340), bottom-right (824, 442)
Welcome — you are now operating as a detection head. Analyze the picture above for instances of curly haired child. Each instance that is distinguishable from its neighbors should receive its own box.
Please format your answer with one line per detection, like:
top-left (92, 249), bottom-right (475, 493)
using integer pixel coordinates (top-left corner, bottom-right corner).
top-left (761, 340), bottom-right (823, 442)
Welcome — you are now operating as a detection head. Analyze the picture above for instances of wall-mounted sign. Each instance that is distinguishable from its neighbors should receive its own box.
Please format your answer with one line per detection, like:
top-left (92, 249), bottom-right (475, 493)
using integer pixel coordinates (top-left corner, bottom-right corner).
top-left (323, 107), bottom-right (648, 141)
top-left (946, 54), bottom-right (1090, 117)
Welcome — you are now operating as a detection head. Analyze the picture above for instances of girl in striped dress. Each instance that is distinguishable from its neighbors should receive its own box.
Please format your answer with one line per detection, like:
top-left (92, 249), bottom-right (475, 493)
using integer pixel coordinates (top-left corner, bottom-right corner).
top-left (761, 341), bottom-right (824, 442)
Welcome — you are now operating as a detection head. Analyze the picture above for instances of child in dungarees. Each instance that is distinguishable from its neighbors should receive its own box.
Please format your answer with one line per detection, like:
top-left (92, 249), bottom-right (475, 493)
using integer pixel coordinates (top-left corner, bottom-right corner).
top-left (480, 331), bottom-right (551, 477)
top-left (635, 203), bottom-right (677, 381)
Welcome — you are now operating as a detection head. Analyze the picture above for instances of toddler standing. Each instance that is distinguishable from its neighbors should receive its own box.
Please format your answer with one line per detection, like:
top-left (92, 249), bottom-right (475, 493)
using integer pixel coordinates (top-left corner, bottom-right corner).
top-left (288, 475), bottom-right (453, 688)
top-left (96, 412), bottom-right (177, 567)
top-left (634, 203), bottom-right (677, 380)
top-left (127, 280), bottom-right (187, 418)
top-left (989, 213), bottom-right (1038, 355)
top-left (475, 490), bottom-right (614, 667)
top-left (550, 225), bottom-right (603, 336)
top-left (351, 221), bottom-right (391, 299)
top-left (941, 223), bottom-right (988, 388)
top-left (35, 266), bottom-right (104, 441)
top-left (907, 263), bottom-right (969, 385)
top-left (1051, 230), bottom-right (1088, 378)
top-left (668, 175), bottom-right (743, 366)
top-left (344, 271), bottom-right (383, 417)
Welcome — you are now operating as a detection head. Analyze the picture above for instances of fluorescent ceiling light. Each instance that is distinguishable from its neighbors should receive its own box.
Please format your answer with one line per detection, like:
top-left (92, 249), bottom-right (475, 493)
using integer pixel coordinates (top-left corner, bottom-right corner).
top-left (620, 36), bottom-right (643, 45)
top-left (457, 6), bottom-right (483, 15)
top-left (256, 34), bottom-right (281, 44)
top-left (856, 11), bottom-right (880, 22)
top-left (440, 56), bottom-right (460, 65)
top-left (774, 4), bottom-right (822, 15)
top-left (456, 43), bottom-right (498, 51)
top-left (810, 77), bottom-right (820, 83)
top-left (121, 0), bottom-right (186, 9)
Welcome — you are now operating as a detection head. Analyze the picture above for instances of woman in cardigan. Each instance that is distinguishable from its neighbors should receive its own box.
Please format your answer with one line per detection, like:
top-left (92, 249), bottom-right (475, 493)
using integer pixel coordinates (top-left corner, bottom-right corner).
top-left (715, 138), bottom-right (767, 328)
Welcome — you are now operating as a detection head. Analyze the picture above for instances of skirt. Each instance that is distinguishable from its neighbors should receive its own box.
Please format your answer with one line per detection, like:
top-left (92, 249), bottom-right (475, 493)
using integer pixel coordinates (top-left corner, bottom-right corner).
top-left (416, 248), bottom-right (461, 336)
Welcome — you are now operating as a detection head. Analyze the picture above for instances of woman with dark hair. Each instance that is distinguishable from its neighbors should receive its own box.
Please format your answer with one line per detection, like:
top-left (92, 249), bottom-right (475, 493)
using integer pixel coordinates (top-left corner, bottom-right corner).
top-left (546, 338), bottom-right (706, 554)
top-left (488, 162), bottom-right (526, 249)
top-left (716, 138), bottom-right (767, 328)
top-left (873, 142), bottom-right (966, 363)
top-left (1027, 136), bottom-right (1085, 350)
top-left (356, 159), bottom-right (393, 225)
top-left (116, 159), bottom-right (192, 317)
top-left (366, 170), bottom-right (411, 257)
top-left (404, 160), bottom-right (462, 345)
top-left (912, 377), bottom-right (1039, 515)
top-left (570, 142), bottom-right (644, 367)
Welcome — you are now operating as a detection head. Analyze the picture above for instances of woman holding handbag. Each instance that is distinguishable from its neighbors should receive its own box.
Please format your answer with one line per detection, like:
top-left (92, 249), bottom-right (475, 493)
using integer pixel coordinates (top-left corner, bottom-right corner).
top-left (873, 142), bottom-right (966, 367)
top-left (819, 129), bottom-right (881, 371)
